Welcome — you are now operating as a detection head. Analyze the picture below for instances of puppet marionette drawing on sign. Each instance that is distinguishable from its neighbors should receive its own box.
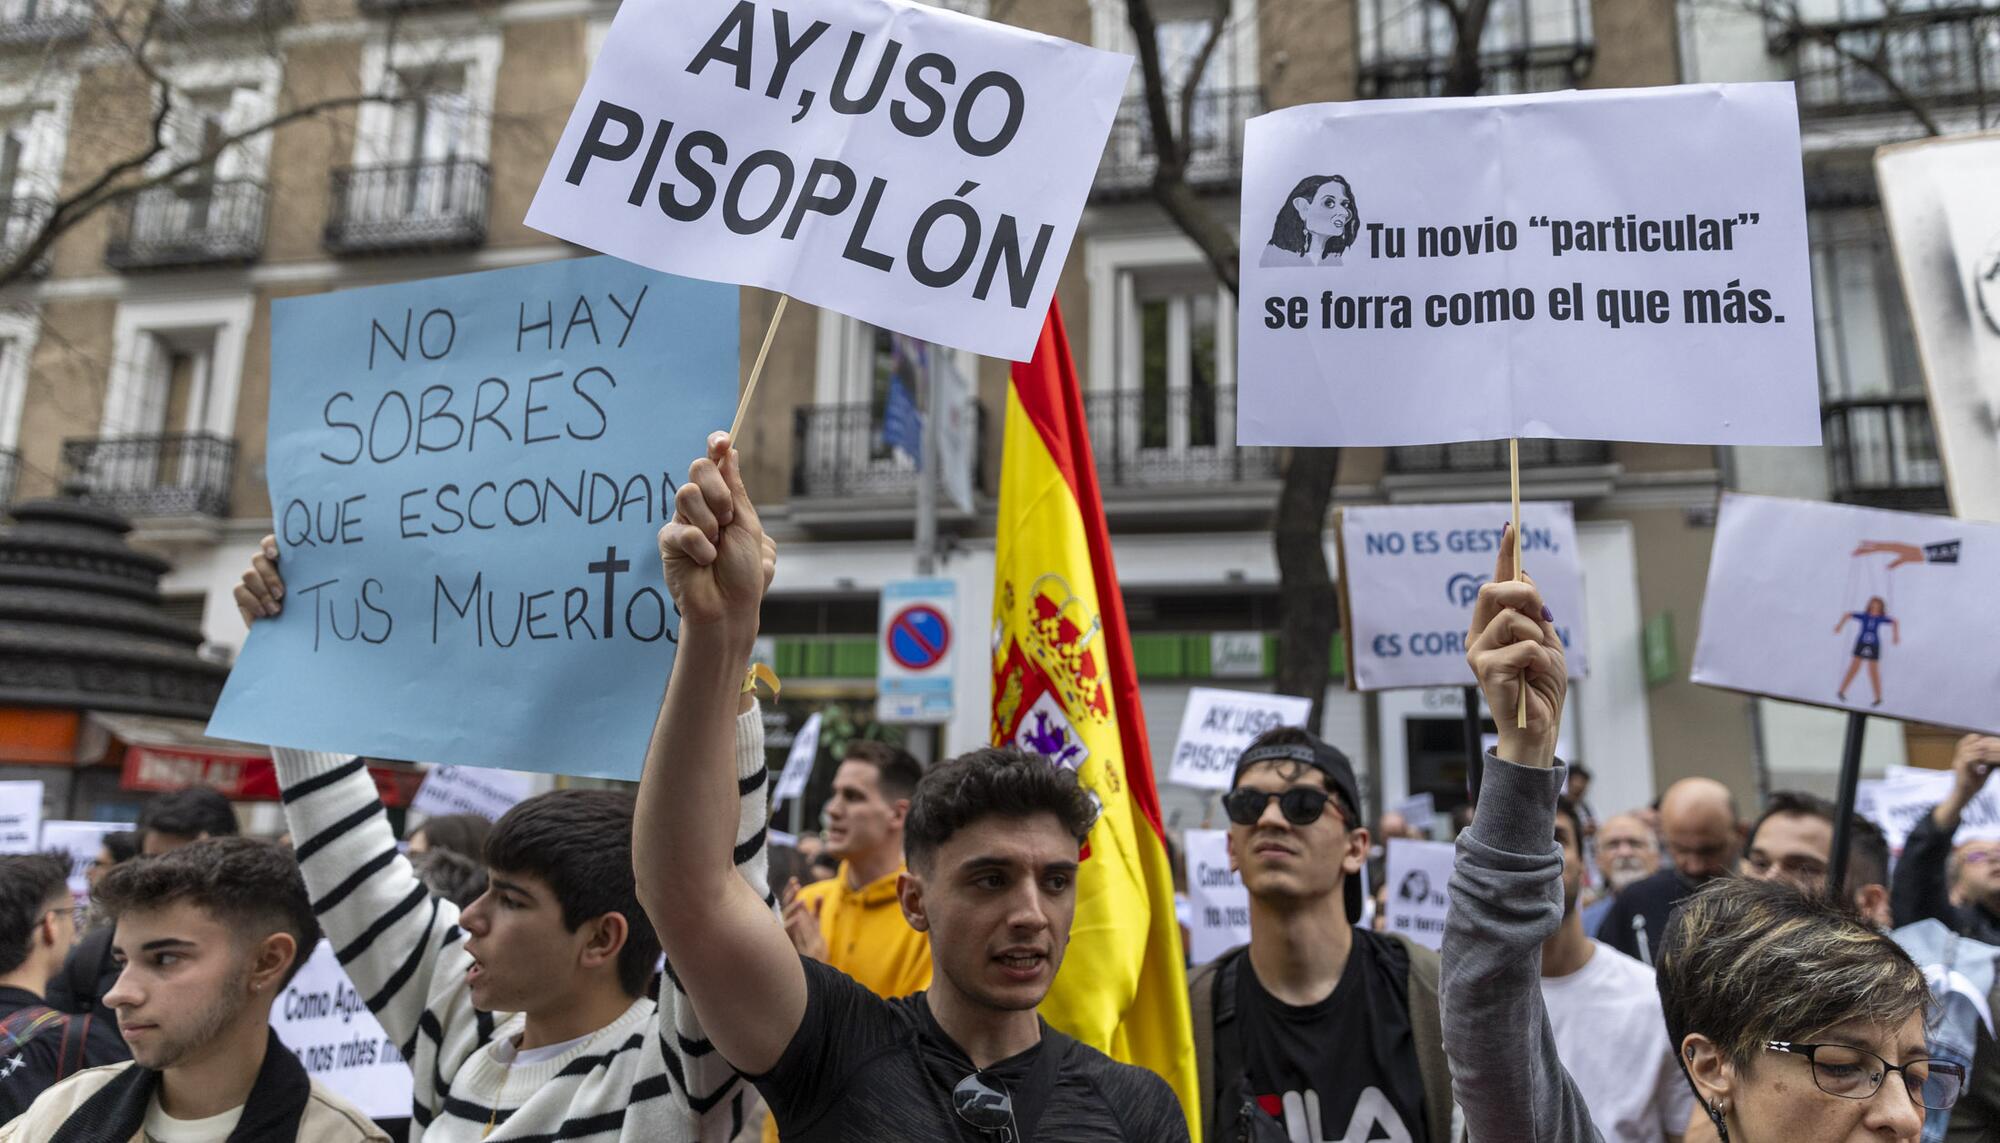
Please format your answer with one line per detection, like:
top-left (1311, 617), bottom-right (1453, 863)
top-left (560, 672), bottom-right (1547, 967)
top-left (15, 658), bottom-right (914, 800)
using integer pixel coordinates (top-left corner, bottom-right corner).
top-left (1260, 174), bottom-right (1361, 267)
top-left (1834, 538), bottom-right (1961, 705)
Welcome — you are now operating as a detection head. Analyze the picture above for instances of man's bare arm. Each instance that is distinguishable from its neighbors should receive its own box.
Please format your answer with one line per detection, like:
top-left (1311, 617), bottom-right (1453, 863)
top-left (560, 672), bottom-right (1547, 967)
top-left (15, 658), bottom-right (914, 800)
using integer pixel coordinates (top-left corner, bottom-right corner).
top-left (634, 433), bottom-right (805, 1075)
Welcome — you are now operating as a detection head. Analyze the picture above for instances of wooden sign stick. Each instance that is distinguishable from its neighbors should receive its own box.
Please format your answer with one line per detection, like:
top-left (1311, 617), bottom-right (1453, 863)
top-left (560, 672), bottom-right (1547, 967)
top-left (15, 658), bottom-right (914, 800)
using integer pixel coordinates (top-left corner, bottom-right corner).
top-left (729, 294), bottom-right (790, 441)
top-left (1510, 437), bottom-right (1527, 729)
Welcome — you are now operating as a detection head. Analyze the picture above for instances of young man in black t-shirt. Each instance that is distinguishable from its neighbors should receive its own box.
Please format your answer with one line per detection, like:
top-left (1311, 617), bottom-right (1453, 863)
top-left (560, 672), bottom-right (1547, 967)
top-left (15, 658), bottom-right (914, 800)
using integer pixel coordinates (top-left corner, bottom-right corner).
top-left (1188, 729), bottom-right (1456, 1143)
top-left (637, 435), bottom-right (1188, 1143)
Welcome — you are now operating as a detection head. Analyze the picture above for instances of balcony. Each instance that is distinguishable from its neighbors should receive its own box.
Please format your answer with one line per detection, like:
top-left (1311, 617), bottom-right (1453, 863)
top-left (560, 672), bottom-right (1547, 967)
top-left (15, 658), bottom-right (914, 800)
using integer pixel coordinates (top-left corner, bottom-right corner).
top-left (325, 158), bottom-right (491, 255)
top-left (791, 400), bottom-right (989, 501)
top-left (1781, 5), bottom-right (2000, 121)
top-left (356, 0), bottom-right (487, 13)
top-left (1095, 87), bottom-right (1262, 199)
top-left (106, 179), bottom-right (265, 270)
top-left (0, 0), bottom-right (88, 47)
top-left (60, 433), bottom-right (236, 518)
top-left (162, 0), bottom-right (291, 31)
top-left (1823, 395), bottom-right (1948, 511)
top-left (0, 197), bottom-right (52, 276)
top-left (1083, 386), bottom-right (1280, 489)
top-left (1359, 40), bottom-right (1595, 98)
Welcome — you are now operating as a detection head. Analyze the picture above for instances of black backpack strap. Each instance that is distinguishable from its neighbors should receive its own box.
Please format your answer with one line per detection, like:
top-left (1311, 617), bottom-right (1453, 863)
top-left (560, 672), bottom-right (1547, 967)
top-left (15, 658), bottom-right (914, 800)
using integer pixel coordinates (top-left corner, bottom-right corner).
top-left (54, 1012), bottom-right (93, 1079)
top-left (1013, 1024), bottom-right (1075, 1143)
top-left (1212, 949), bottom-right (1248, 1141)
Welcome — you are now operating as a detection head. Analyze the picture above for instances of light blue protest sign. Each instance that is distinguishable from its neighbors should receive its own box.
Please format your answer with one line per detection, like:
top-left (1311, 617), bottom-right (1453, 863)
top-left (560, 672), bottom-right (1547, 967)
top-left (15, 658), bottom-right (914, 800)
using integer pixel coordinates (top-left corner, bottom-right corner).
top-left (207, 257), bottom-right (736, 778)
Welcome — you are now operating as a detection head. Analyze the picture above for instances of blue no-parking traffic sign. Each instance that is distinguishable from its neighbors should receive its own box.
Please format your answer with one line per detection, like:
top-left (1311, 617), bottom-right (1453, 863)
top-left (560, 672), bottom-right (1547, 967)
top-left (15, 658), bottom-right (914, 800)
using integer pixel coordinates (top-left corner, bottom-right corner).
top-left (878, 579), bottom-right (956, 724)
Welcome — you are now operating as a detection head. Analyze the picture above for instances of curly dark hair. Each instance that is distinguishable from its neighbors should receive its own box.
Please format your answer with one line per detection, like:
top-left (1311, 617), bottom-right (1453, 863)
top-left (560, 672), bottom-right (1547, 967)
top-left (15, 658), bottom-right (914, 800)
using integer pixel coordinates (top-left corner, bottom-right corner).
top-left (0, 853), bottom-right (71, 975)
top-left (92, 837), bottom-right (321, 987)
top-left (138, 787), bottom-right (240, 844)
top-left (486, 789), bottom-right (660, 998)
top-left (903, 747), bottom-right (1097, 873)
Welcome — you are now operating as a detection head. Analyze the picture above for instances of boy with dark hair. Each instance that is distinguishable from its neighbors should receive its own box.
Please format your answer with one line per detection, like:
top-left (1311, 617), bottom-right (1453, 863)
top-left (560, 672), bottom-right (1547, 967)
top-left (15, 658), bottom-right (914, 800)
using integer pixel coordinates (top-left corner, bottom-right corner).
top-left (641, 435), bottom-right (1187, 1142)
top-left (48, 788), bottom-right (247, 1033)
top-left (231, 532), bottom-right (773, 1141)
top-left (1188, 724), bottom-right (1455, 1143)
top-left (0, 854), bottom-right (126, 1122)
top-left (3, 838), bottom-right (384, 1142)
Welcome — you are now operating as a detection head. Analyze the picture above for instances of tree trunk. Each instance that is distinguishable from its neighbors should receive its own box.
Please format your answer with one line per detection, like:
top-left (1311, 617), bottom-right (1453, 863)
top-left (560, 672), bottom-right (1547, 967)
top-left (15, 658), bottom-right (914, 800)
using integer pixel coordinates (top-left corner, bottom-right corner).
top-left (1273, 447), bottom-right (1341, 727)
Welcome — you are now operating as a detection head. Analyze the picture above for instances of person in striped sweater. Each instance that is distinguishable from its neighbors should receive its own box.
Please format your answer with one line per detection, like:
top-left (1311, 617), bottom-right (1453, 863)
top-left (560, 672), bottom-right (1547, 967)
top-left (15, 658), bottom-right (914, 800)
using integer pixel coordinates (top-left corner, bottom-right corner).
top-left (231, 532), bottom-right (776, 1141)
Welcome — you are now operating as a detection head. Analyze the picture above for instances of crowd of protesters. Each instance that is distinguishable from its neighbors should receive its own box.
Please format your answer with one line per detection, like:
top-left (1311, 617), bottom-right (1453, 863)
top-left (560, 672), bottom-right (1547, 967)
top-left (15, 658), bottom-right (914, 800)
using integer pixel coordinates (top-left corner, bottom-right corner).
top-left (0, 432), bottom-right (1994, 1143)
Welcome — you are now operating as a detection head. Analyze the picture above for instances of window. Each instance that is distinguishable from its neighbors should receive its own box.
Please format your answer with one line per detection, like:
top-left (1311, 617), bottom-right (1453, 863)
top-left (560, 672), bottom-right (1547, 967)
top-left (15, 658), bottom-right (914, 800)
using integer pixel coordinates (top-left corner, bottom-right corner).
top-left (1809, 207), bottom-right (1946, 508)
top-left (0, 77), bottom-right (72, 261)
top-left (102, 296), bottom-right (254, 440)
top-left (802, 314), bottom-right (975, 496)
top-left (354, 35), bottom-right (499, 168)
top-left (1091, 0), bottom-right (1262, 191)
top-left (1356, 0), bottom-right (1593, 97)
top-left (0, 306), bottom-right (39, 453)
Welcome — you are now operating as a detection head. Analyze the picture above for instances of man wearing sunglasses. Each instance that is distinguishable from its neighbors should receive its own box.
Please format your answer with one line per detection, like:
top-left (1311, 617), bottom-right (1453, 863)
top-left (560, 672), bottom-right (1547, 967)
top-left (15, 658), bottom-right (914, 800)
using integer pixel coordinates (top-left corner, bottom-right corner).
top-left (1186, 728), bottom-right (1456, 1143)
top-left (638, 435), bottom-right (1189, 1143)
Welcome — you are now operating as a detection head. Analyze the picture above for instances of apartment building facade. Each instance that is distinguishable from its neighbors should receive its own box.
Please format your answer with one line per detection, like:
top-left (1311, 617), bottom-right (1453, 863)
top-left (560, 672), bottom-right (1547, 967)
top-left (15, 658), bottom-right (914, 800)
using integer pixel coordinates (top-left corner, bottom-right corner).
top-left (1, 0), bottom-right (1966, 823)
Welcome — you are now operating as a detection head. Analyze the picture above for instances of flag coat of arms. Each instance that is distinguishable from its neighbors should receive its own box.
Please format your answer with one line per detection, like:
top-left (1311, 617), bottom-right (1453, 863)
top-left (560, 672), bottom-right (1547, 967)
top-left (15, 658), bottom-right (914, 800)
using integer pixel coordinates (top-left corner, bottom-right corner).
top-left (991, 300), bottom-right (1200, 1135)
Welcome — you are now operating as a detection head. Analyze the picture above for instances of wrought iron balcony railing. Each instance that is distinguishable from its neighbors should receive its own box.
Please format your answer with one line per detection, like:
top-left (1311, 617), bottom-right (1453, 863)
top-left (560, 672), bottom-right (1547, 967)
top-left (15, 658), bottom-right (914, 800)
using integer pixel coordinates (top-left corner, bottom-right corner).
top-left (1823, 395), bottom-right (1949, 511)
top-left (60, 432), bottom-right (236, 517)
top-left (0, 0), bottom-right (88, 47)
top-left (1082, 386), bottom-right (1281, 486)
top-left (1095, 87), bottom-right (1263, 197)
top-left (792, 400), bottom-right (989, 500)
top-left (162, 0), bottom-right (291, 31)
top-left (106, 179), bottom-right (265, 270)
top-left (1782, 4), bottom-right (2000, 121)
top-left (0, 447), bottom-right (17, 506)
top-left (0, 197), bottom-right (52, 275)
top-left (356, 0), bottom-right (485, 14)
top-left (325, 158), bottom-right (491, 254)
top-left (1358, 41), bottom-right (1595, 99)
top-left (1387, 438), bottom-right (1613, 475)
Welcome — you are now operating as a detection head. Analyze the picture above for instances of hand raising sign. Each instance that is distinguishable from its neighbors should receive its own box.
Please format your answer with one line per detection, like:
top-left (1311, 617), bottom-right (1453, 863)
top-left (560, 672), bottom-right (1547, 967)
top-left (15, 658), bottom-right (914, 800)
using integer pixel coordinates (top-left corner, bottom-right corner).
top-left (1464, 523), bottom-right (1567, 769)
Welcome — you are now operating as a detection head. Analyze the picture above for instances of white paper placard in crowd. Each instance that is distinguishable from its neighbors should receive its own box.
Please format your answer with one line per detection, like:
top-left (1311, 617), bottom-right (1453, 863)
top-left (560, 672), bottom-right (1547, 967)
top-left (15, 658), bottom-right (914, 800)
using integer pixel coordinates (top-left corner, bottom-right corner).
top-left (1876, 134), bottom-right (2000, 522)
top-left (272, 940), bottom-right (415, 1120)
top-left (409, 766), bottom-right (537, 822)
top-left (1383, 838), bottom-right (1455, 951)
top-left (1338, 502), bottom-right (1589, 691)
top-left (1182, 829), bottom-right (1250, 966)
top-left (774, 711), bottom-right (823, 805)
top-left (0, 781), bottom-right (43, 853)
top-left (1394, 792), bottom-right (1437, 833)
top-left (1236, 83), bottom-right (1819, 447)
top-left (527, 0), bottom-right (1131, 361)
top-left (1167, 688), bottom-right (1315, 791)
top-left (38, 821), bottom-right (123, 904)
top-left (1855, 771), bottom-right (2000, 856)
top-left (1692, 494), bottom-right (2000, 734)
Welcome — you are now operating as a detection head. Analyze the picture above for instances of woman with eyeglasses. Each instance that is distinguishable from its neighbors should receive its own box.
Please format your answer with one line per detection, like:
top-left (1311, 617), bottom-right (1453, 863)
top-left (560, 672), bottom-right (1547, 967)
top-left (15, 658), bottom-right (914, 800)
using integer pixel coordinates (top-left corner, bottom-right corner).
top-left (1441, 530), bottom-right (1959, 1143)
top-left (1659, 878), bottom-right (1955, 1142)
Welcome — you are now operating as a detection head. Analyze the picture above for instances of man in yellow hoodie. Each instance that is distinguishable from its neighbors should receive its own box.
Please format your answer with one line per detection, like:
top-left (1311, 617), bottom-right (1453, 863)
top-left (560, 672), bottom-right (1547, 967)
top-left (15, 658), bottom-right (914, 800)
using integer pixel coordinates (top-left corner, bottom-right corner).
top-left (765, 740), bottom-right (930, 1142)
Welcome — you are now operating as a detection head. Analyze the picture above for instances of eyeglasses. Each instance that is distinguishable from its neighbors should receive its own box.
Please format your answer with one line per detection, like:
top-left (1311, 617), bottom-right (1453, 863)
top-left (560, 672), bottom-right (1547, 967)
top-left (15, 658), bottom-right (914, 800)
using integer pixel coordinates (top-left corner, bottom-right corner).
top-left (1765, 1042), bottom-right (1964, 1111)
top-left (952, 1071), bottom-right (1018, 1141)
top-left (1222, 787), bottom-right (1345, 828)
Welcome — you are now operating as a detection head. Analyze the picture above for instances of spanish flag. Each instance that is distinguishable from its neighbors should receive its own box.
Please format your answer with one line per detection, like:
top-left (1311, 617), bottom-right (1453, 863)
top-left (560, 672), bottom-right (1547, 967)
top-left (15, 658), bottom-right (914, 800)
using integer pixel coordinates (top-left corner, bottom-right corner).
top-left (991, 300), bottom-right (1200, 1137)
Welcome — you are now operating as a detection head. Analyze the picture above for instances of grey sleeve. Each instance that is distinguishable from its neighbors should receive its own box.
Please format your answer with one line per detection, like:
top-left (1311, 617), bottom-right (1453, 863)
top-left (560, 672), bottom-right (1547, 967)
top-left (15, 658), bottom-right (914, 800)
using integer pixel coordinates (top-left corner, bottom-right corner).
top-left (1441, 753), bottom-right (1602, 1143)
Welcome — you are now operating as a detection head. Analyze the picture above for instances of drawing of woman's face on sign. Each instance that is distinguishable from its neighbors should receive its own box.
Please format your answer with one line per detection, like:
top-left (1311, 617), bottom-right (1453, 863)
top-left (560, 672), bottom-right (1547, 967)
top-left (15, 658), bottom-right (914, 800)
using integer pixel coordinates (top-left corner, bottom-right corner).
top-left (1262, 174), bottom-right (1361, 268)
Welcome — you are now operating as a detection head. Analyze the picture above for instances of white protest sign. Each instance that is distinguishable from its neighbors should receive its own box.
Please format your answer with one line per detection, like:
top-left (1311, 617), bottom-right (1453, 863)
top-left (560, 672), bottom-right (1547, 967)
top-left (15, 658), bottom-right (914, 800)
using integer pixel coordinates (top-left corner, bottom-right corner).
top-left (1237, 83), bottom-right (1818, 447)
top-left (1182, 828), bottom-right (1250, 966)
top-left (38, 821), bottom-right (122, 905)
top-left (1384, 837), bottom-right (1455, 950)
top-left (1168, 688), bottom-right (1315, 791)
top-left (527, 0), bottom-right (1131, 361)
top-left (273, 940), bottom-right (414, 1121)
top-left (409, 766), bottom-right (537, 822)
top-left (1693, 494), bottom-right (2000, 734)
top-left (0, 781), bottom-right (43, 853)
top-left (1394, 792), bottom-right (1436, 834)
top-left (774, 711), bottom-right (823, 805)
top-left (1338, 502), bottom-right (1589, 691)
top-left (1856, 772), bottom-right (2000, 856)
top-left (1877, 135), bottom-right (2000, 522)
